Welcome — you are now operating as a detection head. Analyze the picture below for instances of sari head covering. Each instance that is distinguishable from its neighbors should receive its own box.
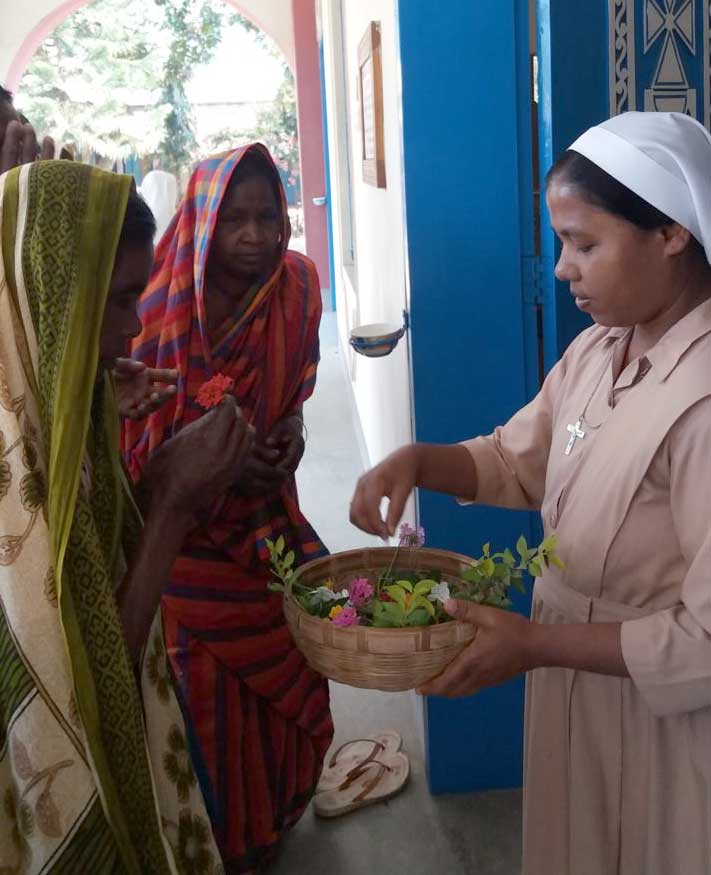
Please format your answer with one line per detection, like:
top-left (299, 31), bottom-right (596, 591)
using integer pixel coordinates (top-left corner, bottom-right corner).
top-left (123, 145), bottom-right (332, 871)
top-left (569, 111), bottom-right (711, 264)
top-left (0, 161), bottom-right (220, 874)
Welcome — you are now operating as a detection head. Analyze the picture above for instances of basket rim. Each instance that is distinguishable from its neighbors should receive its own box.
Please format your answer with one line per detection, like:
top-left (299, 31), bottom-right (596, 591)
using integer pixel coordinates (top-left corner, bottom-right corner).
top-left (286, 545), bottom-right (479, 638)
top-left (293, 545), bottom-right (480, 577)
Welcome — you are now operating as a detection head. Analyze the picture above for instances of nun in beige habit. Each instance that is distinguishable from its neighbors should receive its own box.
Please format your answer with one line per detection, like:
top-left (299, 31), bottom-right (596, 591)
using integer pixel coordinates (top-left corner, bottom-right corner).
top-left (349, 111), bottom-right (711, 875)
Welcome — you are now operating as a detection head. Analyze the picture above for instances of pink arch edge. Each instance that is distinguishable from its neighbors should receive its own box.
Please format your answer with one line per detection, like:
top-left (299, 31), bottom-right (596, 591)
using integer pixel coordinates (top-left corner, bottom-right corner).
top-left (5, 0), bottom-right (295, 92)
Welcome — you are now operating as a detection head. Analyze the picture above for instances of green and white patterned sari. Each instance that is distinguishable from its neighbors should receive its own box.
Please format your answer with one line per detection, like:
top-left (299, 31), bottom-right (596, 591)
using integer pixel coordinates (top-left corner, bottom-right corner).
top-left (0, 161), bottom-right (222, 875)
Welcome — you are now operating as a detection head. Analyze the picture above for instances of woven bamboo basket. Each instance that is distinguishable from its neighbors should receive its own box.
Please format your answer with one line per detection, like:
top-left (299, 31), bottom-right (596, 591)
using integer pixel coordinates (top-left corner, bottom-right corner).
top-left (284, 546), bottom-right (477, 692)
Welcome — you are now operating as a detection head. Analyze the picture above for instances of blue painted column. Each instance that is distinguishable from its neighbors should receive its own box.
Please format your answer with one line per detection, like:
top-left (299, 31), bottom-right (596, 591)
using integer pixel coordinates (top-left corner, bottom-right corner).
top-left (397, 0), bottom-right (538, 793)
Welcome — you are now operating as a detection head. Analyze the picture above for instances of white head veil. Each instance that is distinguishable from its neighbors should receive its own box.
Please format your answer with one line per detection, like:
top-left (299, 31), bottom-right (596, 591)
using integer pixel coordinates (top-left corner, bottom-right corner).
top-left (138, 169), bottom-right (178, 244)
top-left (568, 112), bottom-right (711, 264)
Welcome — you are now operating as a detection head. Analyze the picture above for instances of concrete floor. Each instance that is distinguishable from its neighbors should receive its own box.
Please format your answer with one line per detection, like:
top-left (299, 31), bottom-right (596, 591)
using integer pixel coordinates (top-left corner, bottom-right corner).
top-left (283, 310), bottom-right (522, 875)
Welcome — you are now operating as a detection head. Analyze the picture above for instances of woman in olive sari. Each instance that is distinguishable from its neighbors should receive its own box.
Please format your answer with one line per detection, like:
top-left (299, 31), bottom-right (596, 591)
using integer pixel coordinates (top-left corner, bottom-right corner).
top-left (0, 160), bottom-right (252, 874)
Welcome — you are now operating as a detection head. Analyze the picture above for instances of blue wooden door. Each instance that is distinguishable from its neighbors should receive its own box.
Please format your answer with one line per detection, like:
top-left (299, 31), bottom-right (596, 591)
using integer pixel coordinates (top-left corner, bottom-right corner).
top-left (537, 0), bottom-right (711, 366)
top-left (398, 0), bottom-right (541, 794)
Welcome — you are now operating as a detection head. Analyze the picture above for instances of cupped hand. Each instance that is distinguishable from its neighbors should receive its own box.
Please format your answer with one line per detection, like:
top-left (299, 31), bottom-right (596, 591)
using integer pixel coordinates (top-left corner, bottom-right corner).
top-left (113, 358), bottom-right (178, 420)
top-left (417, 599), bottom-right (536, 698)
top-left (237, 453), bottom-right (289, 497)
top-left (263, 414), bottom-right (305, 474)
top-left (144, 395), bottom-right (254, 515)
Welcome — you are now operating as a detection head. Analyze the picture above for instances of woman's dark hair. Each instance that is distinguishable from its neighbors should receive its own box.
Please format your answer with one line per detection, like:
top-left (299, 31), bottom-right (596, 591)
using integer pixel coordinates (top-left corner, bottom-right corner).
top-left (118, 189), bottom-right (156, 250)
top-left (546, 150), bottom-right (675, 229)
top-left (228, 149), bottom-right (282, 207)
top-left (547, 150), bottom-right (705, 258)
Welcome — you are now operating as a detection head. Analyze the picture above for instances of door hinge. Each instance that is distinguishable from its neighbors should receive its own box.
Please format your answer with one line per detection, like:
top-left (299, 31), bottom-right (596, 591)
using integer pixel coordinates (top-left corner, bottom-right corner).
top-left (522, 256), bottom-right (544, 306)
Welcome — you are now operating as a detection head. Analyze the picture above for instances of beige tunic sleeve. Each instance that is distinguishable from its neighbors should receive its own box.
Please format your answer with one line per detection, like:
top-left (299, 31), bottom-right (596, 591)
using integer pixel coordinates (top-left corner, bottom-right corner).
top-left (621, 397), bottom-right (711, 716)
top-left (459, 343), bottom-right (575, 510)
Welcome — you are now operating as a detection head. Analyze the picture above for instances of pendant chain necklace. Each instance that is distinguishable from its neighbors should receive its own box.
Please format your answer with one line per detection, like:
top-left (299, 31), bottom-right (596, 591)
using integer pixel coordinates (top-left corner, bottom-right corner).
top-left (564, 350), bottom-right (615, 456)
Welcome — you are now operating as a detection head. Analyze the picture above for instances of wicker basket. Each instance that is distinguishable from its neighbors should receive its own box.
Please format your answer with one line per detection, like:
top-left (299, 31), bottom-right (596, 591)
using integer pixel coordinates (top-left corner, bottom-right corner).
top-left (284, 546), bottom-right (477, 692)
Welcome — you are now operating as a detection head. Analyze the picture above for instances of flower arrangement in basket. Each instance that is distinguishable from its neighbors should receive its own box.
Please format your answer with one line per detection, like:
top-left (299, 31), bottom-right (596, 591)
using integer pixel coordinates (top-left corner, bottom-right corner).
top-left (267, 526), bottom-right (563, 692)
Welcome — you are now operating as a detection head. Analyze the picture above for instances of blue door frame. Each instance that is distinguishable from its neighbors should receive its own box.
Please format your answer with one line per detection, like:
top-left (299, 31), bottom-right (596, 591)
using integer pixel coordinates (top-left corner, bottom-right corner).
top-left (536, 0), bottom-right (608, 369)
top-left (397, 0), bottom-right (539, 794)
top-left (318, 37), bottom-right (337, 311)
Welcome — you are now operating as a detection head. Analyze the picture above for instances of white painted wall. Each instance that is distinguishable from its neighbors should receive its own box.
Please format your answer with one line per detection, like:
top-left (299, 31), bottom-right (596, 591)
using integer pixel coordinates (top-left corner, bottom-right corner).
top-left (0, 0), bottom-right (295, 89)
top-left (320, 0), bottom-right (414, 478)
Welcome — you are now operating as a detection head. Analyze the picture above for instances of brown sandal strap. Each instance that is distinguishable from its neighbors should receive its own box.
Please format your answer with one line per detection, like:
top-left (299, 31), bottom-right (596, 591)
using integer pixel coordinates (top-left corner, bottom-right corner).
top-left (328, 738), bottom-right (385, 769)
top-left (352, 761), bottom-right (391, 804)
top-left (338, 758), bottom-right (391, 794)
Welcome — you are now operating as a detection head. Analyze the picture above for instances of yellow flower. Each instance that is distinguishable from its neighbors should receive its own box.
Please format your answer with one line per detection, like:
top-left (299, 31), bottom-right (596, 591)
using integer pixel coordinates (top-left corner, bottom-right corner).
top-left (329, 605), bottom-right (344, 620)
top-left (323, 578), bottom-right (336, 591)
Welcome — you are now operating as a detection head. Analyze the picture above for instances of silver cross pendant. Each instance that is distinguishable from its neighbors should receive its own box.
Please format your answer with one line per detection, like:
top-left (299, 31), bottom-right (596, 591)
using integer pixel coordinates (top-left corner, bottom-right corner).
top-left (565, 419), bottom-right (585, 456)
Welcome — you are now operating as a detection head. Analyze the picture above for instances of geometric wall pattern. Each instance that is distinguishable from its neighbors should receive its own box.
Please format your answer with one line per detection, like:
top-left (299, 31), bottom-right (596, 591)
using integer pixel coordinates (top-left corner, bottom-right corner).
top-left (610, 0), bottom-right (711, 130)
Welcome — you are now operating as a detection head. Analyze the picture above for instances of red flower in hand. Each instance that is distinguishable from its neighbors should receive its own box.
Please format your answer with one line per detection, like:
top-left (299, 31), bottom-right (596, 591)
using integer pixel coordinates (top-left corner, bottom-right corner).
top-left (196, 373), bottom-right (235, 409)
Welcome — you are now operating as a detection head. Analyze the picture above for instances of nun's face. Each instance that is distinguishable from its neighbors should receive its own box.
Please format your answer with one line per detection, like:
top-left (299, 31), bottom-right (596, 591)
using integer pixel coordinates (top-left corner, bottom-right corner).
top-left (547, 181), bottom-right (682, 328)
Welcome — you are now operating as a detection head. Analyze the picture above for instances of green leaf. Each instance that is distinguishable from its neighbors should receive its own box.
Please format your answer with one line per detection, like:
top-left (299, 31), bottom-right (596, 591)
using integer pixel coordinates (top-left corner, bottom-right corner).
top-left (385, 586), bottom-right (407, 609)
top-left (406, 607), bottom-right (433, 627)
top-left (540, 534), bottom-right (558, 552)
top-left (413, 595), bottom-right (436, 617)
top-left (267, 581), bottom-right (285, 593)
top-left (394, 579), bottom-right (414, 593)
top-left (516, 535), bottom-right (529, 560)
top-left (275, 535), bottom-right (285, 555)
top-left (480, 558), bottom-right (495, 578)
top-left (373, 601), bottom-right (405, 628)
top-left (283, 551), bottom-right (295, 569)
top-left (482, 542), bottom-right (490, 557)
top-left (550, 554), bottom-right (566, 569)
top-left (414, 579), bottom-right (436, 596)
top-left (528, 559), bottom-right (543, 577)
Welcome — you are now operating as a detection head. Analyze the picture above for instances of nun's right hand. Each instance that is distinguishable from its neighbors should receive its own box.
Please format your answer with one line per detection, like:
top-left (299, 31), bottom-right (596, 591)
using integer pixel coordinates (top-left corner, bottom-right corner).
top-left (349, 446), bottom-right (419, 539)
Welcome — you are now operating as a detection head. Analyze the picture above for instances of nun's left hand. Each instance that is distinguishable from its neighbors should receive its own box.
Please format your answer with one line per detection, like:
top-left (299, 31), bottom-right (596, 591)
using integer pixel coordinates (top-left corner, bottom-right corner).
top-left (113, 358), bottom-right (178, 420)
top-left (417, 600), bottom-right (537, 698)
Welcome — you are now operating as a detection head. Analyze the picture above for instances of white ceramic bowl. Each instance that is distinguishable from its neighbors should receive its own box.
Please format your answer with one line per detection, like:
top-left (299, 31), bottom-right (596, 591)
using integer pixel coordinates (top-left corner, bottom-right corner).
top-left (349, 322), bottom-right (404, 358)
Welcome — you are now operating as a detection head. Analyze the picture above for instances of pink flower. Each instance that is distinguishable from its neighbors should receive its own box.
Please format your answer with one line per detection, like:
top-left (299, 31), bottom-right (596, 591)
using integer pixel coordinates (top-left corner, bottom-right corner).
top-left (348, 577), bottom-right (374, 607)
top-left (399, 523), bottom-right (425, 547)
top-left (196, 373), bottom-right (235, 409)
top-left (331, 606), bottom-right (360, 627)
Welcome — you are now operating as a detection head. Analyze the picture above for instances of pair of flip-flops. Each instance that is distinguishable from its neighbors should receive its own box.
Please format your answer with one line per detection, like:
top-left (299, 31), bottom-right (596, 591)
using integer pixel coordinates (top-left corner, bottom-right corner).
top-left (313, 730), bottom-right (410, 818)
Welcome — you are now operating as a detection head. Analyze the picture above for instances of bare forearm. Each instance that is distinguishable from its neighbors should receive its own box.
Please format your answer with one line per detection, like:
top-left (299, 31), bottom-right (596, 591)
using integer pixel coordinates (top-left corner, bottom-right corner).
top-left (527, 621), bottom-right (629, 677)
top-left (412, 443), bottom-right (479, 498)
top-left (116, 500), bottom-right (193, 662)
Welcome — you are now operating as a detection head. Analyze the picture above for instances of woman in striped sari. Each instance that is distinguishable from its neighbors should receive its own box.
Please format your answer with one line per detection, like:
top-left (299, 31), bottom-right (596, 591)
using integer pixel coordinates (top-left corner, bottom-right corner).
top-left (0, 159), bottom-right (252, 874)
top-left (123, 145), bottom-right (333, 873)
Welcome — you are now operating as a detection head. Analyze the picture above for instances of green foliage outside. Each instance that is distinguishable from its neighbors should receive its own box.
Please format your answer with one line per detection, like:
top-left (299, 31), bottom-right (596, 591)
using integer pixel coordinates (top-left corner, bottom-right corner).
top-left (17, 0), bottom-right (299, 191)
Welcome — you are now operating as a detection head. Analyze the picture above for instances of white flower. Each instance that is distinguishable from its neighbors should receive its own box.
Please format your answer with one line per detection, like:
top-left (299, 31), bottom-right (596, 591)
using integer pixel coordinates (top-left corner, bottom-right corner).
top-left (428, 582), bottom-right (451, 604)
top-left (311, 586), bottom-right (350, 605)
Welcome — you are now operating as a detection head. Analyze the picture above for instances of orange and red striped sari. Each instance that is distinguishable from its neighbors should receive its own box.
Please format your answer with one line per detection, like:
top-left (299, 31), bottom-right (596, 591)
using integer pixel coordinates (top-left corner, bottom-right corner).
top-left (123, 145), bottom-right (333, 873)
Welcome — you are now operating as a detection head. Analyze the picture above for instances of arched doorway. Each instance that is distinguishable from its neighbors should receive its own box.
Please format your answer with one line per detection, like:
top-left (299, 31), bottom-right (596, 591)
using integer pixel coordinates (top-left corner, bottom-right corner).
top-left (4, 0), bottom-right (330, 292)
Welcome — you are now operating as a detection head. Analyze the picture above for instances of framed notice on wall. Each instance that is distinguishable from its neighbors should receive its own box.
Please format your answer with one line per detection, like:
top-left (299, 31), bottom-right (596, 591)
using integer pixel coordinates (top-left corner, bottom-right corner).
top-left (358, 21), bottom-right (386, 188)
